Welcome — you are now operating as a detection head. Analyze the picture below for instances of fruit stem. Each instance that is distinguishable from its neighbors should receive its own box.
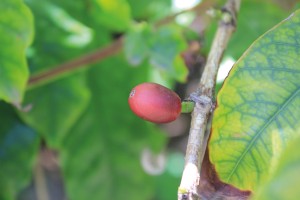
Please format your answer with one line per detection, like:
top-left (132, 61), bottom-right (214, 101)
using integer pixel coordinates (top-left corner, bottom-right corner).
top-left (181, 101), bottom-right (195, 113)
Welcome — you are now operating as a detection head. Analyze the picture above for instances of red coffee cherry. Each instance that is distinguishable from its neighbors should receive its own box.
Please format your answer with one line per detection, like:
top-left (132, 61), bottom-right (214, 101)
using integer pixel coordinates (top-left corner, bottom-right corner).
top-left (128, 82), bottom-right (181, 123)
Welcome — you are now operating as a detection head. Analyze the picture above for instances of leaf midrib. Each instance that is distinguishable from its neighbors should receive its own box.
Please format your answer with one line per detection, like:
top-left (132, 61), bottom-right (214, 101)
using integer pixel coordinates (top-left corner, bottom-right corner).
top-left (225, 87), bottom-right (300, 183)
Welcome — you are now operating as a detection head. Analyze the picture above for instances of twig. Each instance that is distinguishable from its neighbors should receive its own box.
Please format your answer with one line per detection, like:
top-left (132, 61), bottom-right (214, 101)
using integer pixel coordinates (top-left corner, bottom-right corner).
top-left (178, 0), bottom-right (240, 200)
top-left (155, 0), bottom-right (216, 27)
top-left (27, 0), bottom-right (217, 88)
top-left (28, 38), bottom-right (123, 88)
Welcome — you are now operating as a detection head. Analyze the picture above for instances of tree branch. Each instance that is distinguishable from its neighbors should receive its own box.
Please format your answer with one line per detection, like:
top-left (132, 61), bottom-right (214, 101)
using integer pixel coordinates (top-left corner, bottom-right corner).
top-left (27, 0), bottom-right (217, 88)
top-left (178, 0), bottom-right (240, 200)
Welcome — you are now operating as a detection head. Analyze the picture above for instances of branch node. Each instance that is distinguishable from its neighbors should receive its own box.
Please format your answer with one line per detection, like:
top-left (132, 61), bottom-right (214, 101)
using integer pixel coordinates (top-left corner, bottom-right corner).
top-left (178, 187), bottom-right (200, 200)
top-left (221, 10), bottom-right (234, 25)
top-left (221, 0), bottom-right (239, 27)
top-left (191, 95), bottom-right (211, 107)
top-left (189, 90), bottom-right (213, 109)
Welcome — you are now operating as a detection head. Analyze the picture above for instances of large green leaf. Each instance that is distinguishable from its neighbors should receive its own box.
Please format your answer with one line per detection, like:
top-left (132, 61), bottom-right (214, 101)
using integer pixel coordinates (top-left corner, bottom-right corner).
top-left (251, 135), bottom-right (300, 200)
top-left (60, 56), bottom-right (167, 200)
top-left (209, 10), bottom-right (300, 191)
top-left (21, 1), bottom-right (93, 150)
top-left (20, 73), bottom-right (90, 148)
top-left (0, 0), bottom-right (33, 104)
top-left (0, 102), bottom-right (40, 200)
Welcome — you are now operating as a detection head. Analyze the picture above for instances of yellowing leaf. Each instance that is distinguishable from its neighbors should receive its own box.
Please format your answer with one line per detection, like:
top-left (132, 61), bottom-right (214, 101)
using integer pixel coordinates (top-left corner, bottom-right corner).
top-left (252, 135), bottom-right (300, 200)
top-left (209, 10), bottom-right (300, 191)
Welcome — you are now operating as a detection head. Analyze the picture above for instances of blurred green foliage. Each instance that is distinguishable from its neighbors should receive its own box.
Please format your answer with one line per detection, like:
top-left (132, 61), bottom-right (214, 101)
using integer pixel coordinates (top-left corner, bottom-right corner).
top-left (0, 0), bottom-right (299, 199)
top-left (0, 102), bottom-right (39, 200)
top-left (204, 0), bottom-right (293, 59)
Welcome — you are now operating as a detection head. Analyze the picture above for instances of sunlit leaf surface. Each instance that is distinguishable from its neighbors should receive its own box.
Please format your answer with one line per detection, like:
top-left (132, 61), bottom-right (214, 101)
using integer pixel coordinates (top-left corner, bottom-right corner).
top-left (251, 136), bottom-right (300, 200)
top-left (0, 0), bottom-right (33, 103)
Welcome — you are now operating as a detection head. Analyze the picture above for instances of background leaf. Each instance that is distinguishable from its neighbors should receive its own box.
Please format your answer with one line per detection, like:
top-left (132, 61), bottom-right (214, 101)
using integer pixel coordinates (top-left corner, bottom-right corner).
top-left (209, 10), bottom-right (300, 191)
top-left (20, 74), bottom-right (91, 148)
top-left (21, 2), bottom-right (174, 198)
top-left (60, 56), bottom-right (167, 200)
top-left (0, 0), bottom-right (33, 104)
top-left (0, 102), bottom-right (40, 200)
top-left (91, 0), bottom-right (131, 31)
top-left (127, 0), bottom-right (171, 21)
top-left (21, 0), bottom-right (105, 149)
top-left (124, 22), bottom-right (152, 66)
top-left (149, 26), bottom-right (188, 82)
top-left (204, 0), bottom-right (291, 59)
top-left (124, 24), bottom-right (189, 82)
top-left (26, 0), bottom-right (100, 74)
top-left (226, 0), bottom-right (290, 59)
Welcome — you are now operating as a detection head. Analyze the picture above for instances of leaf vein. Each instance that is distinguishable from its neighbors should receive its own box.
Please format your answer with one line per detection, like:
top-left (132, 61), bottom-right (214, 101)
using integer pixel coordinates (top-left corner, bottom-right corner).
top-left (225, 88), bottom-right (300, 182)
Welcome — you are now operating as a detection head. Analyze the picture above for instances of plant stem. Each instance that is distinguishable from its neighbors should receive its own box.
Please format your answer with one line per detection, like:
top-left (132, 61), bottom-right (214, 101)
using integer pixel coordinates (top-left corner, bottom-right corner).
top-left (178, 0), bottom-right (240, 199)
top-left (181, 101), bottom-right (195, 113)
top-left (155, 0), bottom-right (216, 27)
top-left (28, 38), bottom-right (123, 88)
top-left (27, 0), bottom-right (217, 88)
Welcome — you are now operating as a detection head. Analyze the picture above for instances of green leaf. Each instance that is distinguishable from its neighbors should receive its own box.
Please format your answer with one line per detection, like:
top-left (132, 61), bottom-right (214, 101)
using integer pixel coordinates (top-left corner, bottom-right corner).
top-left (227, 0), bottom-right (290, 59)
top-left (35, 2), bottom-right (93, 48)
top-left (26, 0), bottom-right (101, 75)
top-left (0, 102), bottom-right (40, 200)
top-left (124, 24), bottom-right (188, 82)
top-left (20, 73), bottom-right (90, 148)
top-left (124, 22), bottom-right (152, 66)
top-left (92, 0), bottom-right (131, 31)
top-left (60, 56), bottom-right (167, 200)
top-left (252, 135), bottom-right (300, 200)
top-left (204, 0), bottom-right (290, 59)
top-left (0, 0), bottom-right (34, 104)
top-left (127, 0), bottom-right (172, 21)
top-left (149, 26), bottom-right (188, 82)
top-left (209, 10), bottom-right (300, 191)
